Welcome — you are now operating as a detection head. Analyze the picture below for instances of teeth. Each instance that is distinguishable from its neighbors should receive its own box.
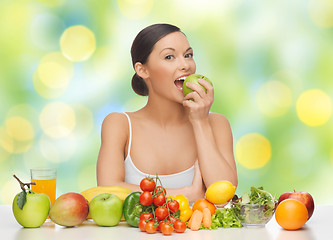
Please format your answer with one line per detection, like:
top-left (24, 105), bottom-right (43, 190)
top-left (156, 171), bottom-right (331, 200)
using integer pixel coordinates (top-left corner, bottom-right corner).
top-left (176, 77), bottom-right (186, 81)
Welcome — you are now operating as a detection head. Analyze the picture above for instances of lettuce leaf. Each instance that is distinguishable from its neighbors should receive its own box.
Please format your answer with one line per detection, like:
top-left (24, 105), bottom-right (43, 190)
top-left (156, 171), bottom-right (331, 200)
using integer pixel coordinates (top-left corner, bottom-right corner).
top-left (202, 208), bottom-right (243, 229)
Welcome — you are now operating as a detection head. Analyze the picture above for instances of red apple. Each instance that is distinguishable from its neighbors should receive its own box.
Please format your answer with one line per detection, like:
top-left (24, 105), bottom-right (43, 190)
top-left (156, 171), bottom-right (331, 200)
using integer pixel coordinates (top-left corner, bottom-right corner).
top-left (49, 192), bottom-right (89, 227)
top-left (278, 191), bottom-right (314, 220)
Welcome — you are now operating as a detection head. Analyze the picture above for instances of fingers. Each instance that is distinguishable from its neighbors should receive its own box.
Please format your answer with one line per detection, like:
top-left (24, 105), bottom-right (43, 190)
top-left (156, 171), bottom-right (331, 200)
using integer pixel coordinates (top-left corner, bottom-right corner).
top-left (198, 78), bottom-right (214, 96)
top-left (183, 79), bottom-right (214, 103)
top-left (184, 80), bottom-right (207, 98)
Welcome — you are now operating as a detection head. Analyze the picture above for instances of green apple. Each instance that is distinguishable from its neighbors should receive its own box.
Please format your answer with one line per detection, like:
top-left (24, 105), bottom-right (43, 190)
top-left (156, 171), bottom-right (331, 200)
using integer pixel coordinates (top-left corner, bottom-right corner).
top-left (182, 74), bottom-right (213, 96)
top-left (12, 175), bottom-right (50, 228)
top-left (89, 193), bottom-right (123, 227)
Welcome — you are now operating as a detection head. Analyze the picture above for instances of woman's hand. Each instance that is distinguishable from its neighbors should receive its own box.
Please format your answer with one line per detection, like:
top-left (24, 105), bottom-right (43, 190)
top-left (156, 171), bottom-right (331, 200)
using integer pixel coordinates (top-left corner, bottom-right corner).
top-left (185, 161), bottom-right (205, 203)
top-left (182, 78), bottom-right (214, 122)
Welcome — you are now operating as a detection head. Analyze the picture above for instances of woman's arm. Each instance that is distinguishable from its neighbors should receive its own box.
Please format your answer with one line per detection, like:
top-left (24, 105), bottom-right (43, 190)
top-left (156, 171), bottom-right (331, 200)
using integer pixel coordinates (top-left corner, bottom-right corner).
top-left (96, 112), bottom-right (205, 202)
top-left (183, 78), bottom-right (238, 188)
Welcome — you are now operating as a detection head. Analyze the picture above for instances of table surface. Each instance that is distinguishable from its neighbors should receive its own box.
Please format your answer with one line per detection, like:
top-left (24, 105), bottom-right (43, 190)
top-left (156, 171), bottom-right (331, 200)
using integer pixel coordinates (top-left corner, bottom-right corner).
top-left (1, 205), bottom-right (331, 240)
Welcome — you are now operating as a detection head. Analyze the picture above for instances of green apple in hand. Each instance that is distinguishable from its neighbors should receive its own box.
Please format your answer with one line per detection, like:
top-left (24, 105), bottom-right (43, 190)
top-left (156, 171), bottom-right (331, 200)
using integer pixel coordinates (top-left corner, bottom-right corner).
top-left (89, 193), bottom-right (123, 227)
top-left (12, 175), bottom-right (50, 228)
top-left (182, 74), bottom-right (213, 96)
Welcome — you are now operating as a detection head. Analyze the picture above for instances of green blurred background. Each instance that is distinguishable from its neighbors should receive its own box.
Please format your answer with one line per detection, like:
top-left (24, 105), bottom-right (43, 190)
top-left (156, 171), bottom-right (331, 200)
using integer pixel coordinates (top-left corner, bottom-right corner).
top-left (1, 0), bottom-right (332, 205)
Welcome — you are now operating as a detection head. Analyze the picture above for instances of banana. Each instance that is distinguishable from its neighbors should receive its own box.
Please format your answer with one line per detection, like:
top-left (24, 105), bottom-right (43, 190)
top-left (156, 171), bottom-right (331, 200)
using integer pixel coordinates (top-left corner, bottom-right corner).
top-left (80, 186), bottom-right (133, 221)
top-left (81, 185), bottom-right (132, 201)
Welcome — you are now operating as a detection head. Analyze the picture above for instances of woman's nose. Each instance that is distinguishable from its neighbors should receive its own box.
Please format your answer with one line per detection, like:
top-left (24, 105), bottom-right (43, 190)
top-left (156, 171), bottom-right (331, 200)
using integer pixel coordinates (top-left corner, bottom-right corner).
top-left (179, 57), bottom-right (190, 71)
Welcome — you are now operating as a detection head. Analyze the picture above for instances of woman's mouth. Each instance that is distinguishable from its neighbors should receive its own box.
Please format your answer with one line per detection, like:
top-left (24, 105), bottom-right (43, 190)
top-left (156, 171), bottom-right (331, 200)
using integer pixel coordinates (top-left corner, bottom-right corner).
top-left (174, 76), bottom-right (186, 91)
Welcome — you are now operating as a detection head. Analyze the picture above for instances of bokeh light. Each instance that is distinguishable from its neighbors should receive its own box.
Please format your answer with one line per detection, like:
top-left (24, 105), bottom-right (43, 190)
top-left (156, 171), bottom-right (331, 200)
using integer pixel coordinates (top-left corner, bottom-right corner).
top-left (117, 0), bottom-right (154, 19)
top-left (36, 0), bottom-right (66, 8)
top-left (0, 117), bottom-right (34, 154)
top-left (1, 179), bottom-right (19, 205)
top-left (296, 89), bottom-right (332, 127)
top-left (30, 13), bottom-right (65, 50)
top-left (60, 25), bottom-right (96, 62)
top-left (309, 0), bottom-right (333, 28)
top-left (39, 102), bottom-right (76, 138)
top-left (33, 52), bottom-right (74, 99)
top-left (37, 52), bottom-right (73, 89)
top-left (39, 134), bottom-right (77, 164)
top-left (256, 80), bottom-right (292, 118)
top-left (71, 104), bottom-right (94, 138)
top-left (235, 133), bottom-right (272, 169)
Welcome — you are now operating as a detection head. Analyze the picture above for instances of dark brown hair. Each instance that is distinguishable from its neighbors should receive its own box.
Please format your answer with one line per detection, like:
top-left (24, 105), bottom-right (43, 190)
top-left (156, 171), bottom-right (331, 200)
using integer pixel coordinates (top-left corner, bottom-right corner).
top-left (130, 24), bottom-right (181, 96)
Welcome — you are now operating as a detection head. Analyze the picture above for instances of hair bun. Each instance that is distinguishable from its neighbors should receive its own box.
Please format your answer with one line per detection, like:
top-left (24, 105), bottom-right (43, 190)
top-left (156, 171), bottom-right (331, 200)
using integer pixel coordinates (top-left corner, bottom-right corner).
top-left (131, 73), bottom-right (149, 96)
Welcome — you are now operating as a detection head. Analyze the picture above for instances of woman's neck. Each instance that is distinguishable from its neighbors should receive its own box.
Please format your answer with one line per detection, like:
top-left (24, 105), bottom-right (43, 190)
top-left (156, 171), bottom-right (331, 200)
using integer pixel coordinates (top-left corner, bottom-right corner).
top-left (140, 96), bottom-right (188, 127)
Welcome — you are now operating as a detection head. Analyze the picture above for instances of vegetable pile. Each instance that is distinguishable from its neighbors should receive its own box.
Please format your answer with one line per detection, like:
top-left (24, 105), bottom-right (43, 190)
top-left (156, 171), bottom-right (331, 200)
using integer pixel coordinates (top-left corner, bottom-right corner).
top-left (123, 175), bottom-right (186, 235)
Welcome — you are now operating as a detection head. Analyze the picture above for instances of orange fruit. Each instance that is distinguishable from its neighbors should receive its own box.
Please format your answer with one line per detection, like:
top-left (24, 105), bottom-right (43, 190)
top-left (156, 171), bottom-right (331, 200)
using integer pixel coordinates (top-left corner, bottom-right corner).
top-left (192, 198), bottom-right (216, 215)
top-left (275, 199), bottom-right (308, 230)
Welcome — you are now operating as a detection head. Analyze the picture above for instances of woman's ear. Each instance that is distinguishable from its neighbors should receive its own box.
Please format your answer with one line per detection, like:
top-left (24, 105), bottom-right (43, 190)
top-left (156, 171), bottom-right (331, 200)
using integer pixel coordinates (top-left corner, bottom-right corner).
top-left (134, 62), bottom-right (149, 79)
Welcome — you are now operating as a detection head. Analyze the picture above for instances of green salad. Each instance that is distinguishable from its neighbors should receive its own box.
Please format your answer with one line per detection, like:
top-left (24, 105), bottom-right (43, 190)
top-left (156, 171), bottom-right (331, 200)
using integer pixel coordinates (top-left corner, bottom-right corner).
top-left (201, 186), bottom-right (276, 229)
top-left (232, 186), bottom-right (276, 225)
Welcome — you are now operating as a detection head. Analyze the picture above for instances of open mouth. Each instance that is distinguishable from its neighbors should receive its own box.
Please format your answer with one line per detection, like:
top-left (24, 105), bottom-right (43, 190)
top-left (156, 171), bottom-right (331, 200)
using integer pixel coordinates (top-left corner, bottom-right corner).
top-left (174, 76), bottom-right (187, 91)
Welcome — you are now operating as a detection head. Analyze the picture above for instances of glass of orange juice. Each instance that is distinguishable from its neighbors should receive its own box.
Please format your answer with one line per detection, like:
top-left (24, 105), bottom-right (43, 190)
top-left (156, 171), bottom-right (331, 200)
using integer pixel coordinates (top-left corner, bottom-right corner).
top-left (30, 168), bottom-right (57, 206)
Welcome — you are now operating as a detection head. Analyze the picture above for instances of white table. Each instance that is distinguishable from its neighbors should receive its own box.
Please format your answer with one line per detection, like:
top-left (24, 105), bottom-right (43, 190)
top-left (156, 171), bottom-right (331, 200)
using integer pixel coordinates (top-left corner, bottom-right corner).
top-left (1, 205), bottom-right (331, 240)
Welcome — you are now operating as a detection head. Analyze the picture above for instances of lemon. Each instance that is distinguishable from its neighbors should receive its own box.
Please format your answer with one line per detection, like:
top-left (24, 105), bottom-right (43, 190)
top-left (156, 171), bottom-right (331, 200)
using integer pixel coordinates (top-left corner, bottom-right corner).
top-left (205, 180), bottom-right (236, 205)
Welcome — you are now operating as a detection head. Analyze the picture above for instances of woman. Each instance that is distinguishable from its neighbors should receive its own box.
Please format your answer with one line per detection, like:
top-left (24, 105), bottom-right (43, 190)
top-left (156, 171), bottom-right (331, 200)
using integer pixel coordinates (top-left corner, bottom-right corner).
top-left (96, 23), bottom-right (237, 202)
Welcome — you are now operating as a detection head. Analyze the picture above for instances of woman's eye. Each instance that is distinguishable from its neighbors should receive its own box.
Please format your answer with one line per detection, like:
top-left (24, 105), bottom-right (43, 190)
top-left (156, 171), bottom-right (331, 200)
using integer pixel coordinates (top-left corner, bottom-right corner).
top-left (165, 55), bottom-right (174, 60)
top-left (185, 53), bottom-right (193, 58)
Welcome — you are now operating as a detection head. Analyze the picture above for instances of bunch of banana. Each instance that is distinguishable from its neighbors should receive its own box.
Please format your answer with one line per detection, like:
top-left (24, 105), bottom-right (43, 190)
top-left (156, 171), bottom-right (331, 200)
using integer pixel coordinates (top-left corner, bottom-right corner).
top-left (81, 185), bottom-right (133, 220)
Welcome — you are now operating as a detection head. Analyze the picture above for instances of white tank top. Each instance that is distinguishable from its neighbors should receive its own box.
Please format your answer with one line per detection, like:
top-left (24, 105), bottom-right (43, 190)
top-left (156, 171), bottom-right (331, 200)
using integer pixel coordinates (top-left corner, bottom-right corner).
top-left (123, 112), bottom-right (195, 189)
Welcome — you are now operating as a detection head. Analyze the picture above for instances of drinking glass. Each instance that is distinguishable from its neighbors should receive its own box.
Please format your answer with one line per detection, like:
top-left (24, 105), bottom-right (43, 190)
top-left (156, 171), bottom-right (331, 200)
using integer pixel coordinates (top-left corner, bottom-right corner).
top-left (30, 168), bottom-right (57, 206)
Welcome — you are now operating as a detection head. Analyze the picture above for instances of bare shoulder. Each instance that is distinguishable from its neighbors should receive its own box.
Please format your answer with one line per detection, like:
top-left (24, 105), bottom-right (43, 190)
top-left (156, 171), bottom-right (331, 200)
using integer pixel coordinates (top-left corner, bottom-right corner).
top-left (101, 112), bottom-right (129, 140)
top-left (102, 112), bottom-right (128, 126)
top-left (208, 112), bottom-right (231, 128)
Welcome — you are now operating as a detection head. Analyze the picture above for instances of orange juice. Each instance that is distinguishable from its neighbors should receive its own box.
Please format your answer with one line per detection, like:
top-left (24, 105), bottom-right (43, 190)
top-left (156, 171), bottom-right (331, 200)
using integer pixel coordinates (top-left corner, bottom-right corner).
top-left (31, 178), bottom-right (57, 206)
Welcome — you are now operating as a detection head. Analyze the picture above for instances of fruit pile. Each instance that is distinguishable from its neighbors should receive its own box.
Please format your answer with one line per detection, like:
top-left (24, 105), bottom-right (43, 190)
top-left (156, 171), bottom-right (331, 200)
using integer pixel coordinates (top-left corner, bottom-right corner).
top-left (275, 191), bottom-right (315, 230)
top-left (12, 173), bottom-right (315, 232)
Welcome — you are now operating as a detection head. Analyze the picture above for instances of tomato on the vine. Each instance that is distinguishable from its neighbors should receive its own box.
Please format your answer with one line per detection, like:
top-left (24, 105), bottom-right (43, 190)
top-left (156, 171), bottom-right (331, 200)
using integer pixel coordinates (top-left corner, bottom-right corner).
top-left (140, 212), bottom-right (153, 221)
top-left (139, 191), bottom-right (153, 206)
top-left (138, 219), bottom-right (147, 232)
top-left (168, 199), bottom-right (179, 213)
top-left (160, 223), bottom-right (174, 235)
top-left (168, 215), bottom-right (178, 225)
top-left (153, 193), bottom-right (166, 206)
top-left (158, 219), bottom-right (170, 232)
top-left (155, 207), bottom-right (169, 220)
top-left (140, 177), bottom-right (156, 192)
top-left (154, 186), bottom-right (166, 195)
top-left (173, 220), bottom-right (186, 233)
top-left (145, 221), bottom-right (157, 234)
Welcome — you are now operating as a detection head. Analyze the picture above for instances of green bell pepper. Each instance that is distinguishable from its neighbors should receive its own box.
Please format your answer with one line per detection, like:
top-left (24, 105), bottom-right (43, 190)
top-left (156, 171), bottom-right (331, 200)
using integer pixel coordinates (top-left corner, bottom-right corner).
top-left (123, 191), bottom-right (143, 227)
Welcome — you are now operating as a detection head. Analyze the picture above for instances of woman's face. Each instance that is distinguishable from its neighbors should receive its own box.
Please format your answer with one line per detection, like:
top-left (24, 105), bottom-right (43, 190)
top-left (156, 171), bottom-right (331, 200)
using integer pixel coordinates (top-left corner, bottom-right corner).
top-left (143, 31), bottom-right (196, 102)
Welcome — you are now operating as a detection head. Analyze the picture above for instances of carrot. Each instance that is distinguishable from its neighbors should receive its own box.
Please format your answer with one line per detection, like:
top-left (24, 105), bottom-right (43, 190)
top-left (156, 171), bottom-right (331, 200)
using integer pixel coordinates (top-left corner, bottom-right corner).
top-left (189, 210), bottom-right (203, 231)
top-left (202, 208), bottom-right (212, 228)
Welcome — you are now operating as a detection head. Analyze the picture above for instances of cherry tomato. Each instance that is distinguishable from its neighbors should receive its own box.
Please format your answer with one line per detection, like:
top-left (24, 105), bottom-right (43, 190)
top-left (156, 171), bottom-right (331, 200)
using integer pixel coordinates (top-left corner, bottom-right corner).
top-left (173, 220), bottom-right (186, 233)
top-left (160, 223), bottom-right (174, 235)
top-left (155, 206), bottom-right (169, 220)
top-left (139, 191), bottom-right (153, 206)
top-left (140, 177), bottom-right (156, 192)
top-left (145, 221), bottom-right (157, 234)
top-left (168, 199), bottom-right (180, 213)
top-left (168, 215), bottom-right (178, 225)
top-left (158, 219), bottom-right (171, 232)
top-left (153, 193), bottom-right (166, 206)
top-left (154, 186), bottom-right (166, 195)
top-left (138, 219), bottom-right (147, 232)
top-left (140, 212), bottom-right (154, 221)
